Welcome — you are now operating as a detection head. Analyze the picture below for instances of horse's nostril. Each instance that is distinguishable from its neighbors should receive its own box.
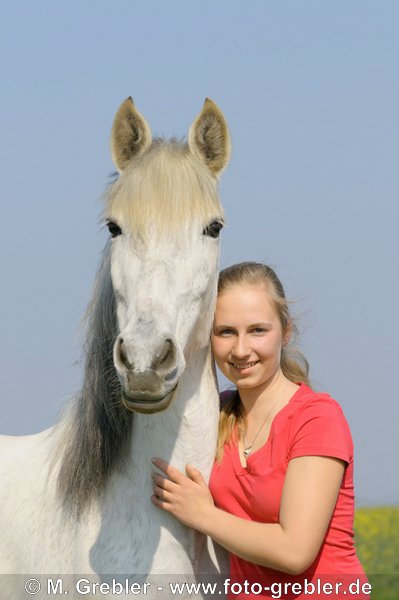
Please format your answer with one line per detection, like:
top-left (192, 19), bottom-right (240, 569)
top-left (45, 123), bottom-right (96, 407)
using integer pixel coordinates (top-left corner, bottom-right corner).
top-left (152, 339), bottom-right (177, 373)
top-left (165, 367), bottom-right (178, 382)
top-left (159, 340), bottom-right (172, 365)
top-left (118, 337), bottom-right (131, 369)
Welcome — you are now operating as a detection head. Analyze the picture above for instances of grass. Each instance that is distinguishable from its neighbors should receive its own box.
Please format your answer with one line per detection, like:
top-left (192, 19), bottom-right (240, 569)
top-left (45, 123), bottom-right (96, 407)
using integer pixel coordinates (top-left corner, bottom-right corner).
top-left (354, 506), bottom-right (399, 599)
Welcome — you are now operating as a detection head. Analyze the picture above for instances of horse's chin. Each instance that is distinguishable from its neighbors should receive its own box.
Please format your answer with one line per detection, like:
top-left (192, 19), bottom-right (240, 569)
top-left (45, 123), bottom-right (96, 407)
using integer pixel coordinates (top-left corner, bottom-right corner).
top-left (121, 387), bottom-right (177, 414)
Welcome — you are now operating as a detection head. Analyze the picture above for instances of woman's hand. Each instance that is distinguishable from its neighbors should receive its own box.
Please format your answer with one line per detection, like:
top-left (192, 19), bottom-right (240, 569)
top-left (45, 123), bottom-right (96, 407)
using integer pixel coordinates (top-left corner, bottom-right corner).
top-left (151, 458), bottom-right (215, 532)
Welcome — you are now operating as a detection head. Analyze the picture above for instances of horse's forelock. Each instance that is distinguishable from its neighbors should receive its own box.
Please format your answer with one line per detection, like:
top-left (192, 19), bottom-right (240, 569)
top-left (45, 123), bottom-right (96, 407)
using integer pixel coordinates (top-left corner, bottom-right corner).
top-left (105, 139), bottom-right (224, 240)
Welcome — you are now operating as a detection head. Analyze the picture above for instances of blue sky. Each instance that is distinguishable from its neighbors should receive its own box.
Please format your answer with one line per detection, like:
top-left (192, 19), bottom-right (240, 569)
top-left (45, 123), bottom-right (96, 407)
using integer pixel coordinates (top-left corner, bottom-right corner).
top-left (1, 1), bottom-right (398, 506)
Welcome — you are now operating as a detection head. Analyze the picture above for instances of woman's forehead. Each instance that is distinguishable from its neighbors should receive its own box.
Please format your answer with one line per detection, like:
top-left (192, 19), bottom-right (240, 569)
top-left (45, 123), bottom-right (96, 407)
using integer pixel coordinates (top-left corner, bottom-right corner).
top-left (215, 284), bottom-right (278, 320)
top-left (217, 282), bottom-right (271, 302)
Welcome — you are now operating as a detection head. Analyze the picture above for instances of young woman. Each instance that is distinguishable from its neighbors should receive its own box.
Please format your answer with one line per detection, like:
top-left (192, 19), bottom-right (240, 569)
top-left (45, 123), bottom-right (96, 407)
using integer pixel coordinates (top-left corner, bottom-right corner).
top-left (152, 262), bottom-right (369, 599)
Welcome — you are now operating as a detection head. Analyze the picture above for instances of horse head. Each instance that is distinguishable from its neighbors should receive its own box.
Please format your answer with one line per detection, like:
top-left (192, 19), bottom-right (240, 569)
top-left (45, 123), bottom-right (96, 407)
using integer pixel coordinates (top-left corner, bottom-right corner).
top-left (106, 98), bottom-right (231, 414)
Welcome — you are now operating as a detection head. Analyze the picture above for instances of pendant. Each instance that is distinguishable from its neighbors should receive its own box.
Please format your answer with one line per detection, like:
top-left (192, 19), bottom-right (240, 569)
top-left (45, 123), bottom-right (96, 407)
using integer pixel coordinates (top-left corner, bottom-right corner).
top-left (243, 447), bottom-right (252, 459)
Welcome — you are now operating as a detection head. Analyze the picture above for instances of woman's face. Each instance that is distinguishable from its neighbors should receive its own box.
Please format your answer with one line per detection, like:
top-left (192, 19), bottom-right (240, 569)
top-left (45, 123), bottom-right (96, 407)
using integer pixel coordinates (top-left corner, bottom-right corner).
top-left (211, 283), bottom-right (286, 393)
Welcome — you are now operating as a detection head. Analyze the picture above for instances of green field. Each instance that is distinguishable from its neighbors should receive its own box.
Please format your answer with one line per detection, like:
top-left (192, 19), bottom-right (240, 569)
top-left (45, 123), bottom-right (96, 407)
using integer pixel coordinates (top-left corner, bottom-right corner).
top-left (354, 506), bottom-right (399, 599)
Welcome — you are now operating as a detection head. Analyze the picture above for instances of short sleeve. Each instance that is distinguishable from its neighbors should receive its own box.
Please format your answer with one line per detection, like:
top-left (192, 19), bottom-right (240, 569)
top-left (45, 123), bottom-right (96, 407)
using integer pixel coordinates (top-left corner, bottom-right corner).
top-left (288, 396), bottom-right (353, 464)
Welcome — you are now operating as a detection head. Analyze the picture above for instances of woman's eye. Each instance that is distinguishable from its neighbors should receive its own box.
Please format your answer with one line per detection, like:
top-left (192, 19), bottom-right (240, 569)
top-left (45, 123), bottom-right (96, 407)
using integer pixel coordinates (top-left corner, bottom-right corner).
top-left (219, 328), bottom-right (234, 336)
top-left (203, 220), bottom-right (224, 238)
top-left (252, 328), bottom-right (266, 335)
top-left (107, 221), bottom-right (122, 238)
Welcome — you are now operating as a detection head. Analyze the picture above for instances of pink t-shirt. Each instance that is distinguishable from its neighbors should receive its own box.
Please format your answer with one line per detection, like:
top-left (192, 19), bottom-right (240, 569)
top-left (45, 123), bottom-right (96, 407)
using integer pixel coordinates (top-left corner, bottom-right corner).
top-left (209, 384), bottom-right (369, 599)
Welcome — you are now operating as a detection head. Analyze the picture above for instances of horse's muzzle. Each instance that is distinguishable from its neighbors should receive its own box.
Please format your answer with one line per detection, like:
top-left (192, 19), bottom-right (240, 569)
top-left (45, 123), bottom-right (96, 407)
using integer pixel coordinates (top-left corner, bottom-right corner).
top-left (121, 386), bottom-right (177, 414)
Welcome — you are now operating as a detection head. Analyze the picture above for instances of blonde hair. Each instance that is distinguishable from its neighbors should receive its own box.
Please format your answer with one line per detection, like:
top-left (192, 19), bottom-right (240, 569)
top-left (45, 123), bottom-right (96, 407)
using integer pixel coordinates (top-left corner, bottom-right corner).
top-left (215, 261), bottom-right (310, 462)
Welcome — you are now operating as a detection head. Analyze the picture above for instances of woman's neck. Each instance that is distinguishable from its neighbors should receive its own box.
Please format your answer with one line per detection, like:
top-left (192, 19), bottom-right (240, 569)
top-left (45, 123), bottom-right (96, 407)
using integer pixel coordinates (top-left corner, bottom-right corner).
top-left (238, 371), bottom-right (297, 420)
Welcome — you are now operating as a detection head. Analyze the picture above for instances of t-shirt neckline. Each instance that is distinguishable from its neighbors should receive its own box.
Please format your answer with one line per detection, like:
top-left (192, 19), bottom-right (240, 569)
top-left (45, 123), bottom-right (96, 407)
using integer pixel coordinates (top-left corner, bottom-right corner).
top-left (232, 382), bottom-right (306, 476)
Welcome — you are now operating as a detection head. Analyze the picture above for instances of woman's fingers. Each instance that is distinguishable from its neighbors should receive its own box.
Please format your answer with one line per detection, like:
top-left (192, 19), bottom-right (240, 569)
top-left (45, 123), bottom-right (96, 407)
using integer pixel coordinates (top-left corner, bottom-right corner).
top-left (152, 472), bottom-right (175, 494)
top-left (150, 459), bottom-right (215, 530)
top-left (185, 464), bottom-right (206, 485)
top-left (152, 457), bottom-right (185, 484)
top-left (151, 494), bottom-right (170, 511)
top-left (153, 482), bottom-right (171, 501)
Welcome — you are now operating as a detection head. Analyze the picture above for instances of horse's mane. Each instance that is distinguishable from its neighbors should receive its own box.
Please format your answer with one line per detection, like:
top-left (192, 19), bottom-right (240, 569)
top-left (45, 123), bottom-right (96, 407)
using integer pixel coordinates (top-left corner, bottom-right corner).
top-left (56, 242), bottom-right (133, 516)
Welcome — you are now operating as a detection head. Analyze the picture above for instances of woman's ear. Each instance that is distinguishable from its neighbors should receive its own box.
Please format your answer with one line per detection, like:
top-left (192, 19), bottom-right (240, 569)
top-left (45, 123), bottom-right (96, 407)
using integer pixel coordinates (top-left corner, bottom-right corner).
top-left (283, 323), bottom-right (293, 346)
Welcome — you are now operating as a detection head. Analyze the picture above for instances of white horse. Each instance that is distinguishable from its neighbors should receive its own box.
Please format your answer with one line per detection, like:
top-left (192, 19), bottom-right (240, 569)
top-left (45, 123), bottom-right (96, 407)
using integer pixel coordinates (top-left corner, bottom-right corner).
top-left (0, 97), bottom-right (231, 598)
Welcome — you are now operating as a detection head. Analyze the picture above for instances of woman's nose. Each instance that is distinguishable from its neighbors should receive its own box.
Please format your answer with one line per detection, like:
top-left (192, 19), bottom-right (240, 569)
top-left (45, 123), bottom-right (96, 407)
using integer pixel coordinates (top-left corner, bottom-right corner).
top-left (232, 335), bottom-right (251, 358)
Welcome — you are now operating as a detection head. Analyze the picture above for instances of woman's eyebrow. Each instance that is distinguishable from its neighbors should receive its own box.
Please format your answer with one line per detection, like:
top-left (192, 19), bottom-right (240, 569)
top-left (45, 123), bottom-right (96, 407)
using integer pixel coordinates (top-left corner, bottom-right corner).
top-left (213, 322), bottom-right (272, 330)
top-left (213, 324), bottom-right (235, 330)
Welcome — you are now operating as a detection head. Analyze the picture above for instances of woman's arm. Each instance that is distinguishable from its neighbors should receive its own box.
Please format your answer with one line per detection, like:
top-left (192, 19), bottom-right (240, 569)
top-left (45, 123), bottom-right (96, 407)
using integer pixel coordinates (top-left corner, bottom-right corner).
top-left (152, 455), bottom-right (345, 575)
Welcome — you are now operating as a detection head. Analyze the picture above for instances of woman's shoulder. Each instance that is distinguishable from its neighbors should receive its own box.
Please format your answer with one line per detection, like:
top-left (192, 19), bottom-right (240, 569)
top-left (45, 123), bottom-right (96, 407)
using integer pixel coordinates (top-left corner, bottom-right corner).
top-left (287, 384), bottom-right (353, 460)
top-left (293, 383), bottom-right (342, 407)
top-left (290, 383), bottom-right (349, 425)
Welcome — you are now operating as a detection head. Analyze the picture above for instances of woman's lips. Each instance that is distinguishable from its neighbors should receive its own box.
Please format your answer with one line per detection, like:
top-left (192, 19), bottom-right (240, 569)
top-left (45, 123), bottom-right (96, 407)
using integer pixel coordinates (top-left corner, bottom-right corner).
top-left (229, 360), bottom-right (259, 373)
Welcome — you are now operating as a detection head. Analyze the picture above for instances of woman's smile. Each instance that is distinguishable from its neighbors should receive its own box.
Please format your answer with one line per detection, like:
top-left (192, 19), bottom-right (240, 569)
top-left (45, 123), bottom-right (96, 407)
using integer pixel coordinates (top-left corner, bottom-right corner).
top-left (229, 360), bottom-right (260, 373)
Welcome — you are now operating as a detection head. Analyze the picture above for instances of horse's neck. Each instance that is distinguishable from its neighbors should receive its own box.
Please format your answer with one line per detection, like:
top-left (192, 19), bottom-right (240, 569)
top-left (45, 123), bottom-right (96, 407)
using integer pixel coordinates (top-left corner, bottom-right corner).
top-left (45, 346), bottom-right (219, 574)
top-left (130, 345), bottom-right (219, 478)
top-left (97, 345), bottom-right (220, 571)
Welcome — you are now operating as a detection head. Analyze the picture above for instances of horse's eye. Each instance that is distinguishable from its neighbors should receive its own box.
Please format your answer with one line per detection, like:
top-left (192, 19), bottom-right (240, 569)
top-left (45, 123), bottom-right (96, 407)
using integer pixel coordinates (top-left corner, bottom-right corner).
top-left (203, 220), bottom-right (224, 238)
top-left (107, 221), bottom-right (122, 238)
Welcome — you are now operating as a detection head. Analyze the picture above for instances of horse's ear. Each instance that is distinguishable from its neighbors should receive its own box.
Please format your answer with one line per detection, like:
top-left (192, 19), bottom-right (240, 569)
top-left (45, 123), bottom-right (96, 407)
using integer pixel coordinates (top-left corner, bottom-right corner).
top-left (110, 97), bottom-right (152, 172)
top-left (188, 98), bottom-right (231, 177)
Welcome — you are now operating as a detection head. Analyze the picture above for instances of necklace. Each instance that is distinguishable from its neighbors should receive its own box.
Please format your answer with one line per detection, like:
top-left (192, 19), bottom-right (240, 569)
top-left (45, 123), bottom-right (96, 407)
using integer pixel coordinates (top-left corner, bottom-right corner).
top-left (241, 384), bottom-right (286, 459)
